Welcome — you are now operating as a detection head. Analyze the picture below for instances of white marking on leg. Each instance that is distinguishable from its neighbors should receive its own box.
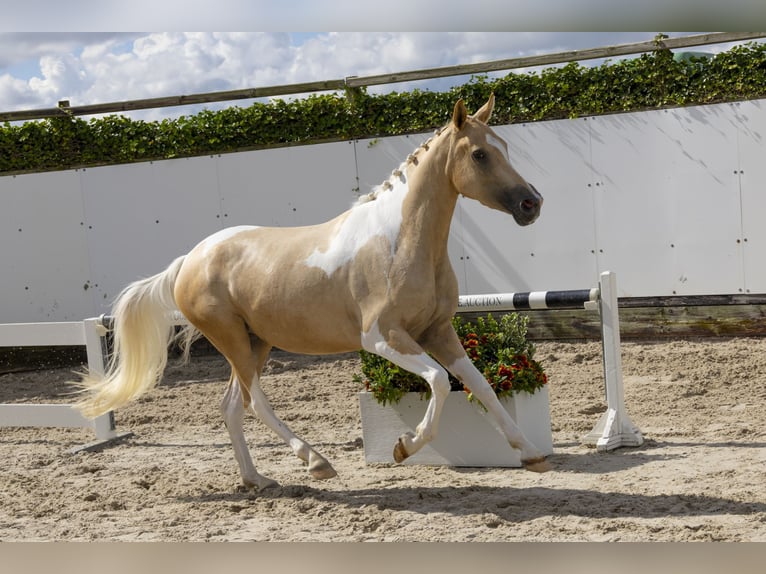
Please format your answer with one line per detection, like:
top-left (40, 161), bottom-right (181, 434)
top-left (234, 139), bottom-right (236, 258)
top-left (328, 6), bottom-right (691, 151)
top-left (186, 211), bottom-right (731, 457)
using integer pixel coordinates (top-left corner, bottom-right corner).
top-left (361, 321), bottom-right (451, 456)
top-left (447, 354), bottom-right (545, 463)
top-left (305, 177), bottom-right (409, 276)
top-left (247, 376), bottom-right (305, 454)
top-left (221, 378), bottom-right (277, 489)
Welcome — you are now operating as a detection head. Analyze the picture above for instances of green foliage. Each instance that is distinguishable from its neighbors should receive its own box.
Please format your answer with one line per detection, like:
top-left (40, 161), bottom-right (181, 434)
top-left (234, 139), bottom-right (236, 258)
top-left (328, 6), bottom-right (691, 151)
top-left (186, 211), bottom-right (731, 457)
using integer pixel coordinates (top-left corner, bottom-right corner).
top-left (453, 314), bottom-right (547, 404)
top-left (2, 42), bottom-right (766, 174)
top-left (355, 313), bottom-right (547, 406)
top-left (354, 350), bottom-right (433, 406)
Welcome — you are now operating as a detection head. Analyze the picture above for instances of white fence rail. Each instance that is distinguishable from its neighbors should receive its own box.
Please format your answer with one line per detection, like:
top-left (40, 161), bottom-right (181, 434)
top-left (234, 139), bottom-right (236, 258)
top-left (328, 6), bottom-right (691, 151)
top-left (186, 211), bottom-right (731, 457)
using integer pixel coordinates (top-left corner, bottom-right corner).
top-left (0, 318), bottom-right (131, 452)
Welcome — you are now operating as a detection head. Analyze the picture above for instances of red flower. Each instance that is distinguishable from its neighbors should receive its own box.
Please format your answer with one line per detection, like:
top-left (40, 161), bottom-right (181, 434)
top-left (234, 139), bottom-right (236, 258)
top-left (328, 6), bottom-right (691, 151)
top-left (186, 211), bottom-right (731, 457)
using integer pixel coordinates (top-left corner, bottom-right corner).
top-left (497, 365), bottom-right (515, 378)
top-left (515, 354), bottom-right (530, 368)
top-left (463, 337), bottom-right (480, 349)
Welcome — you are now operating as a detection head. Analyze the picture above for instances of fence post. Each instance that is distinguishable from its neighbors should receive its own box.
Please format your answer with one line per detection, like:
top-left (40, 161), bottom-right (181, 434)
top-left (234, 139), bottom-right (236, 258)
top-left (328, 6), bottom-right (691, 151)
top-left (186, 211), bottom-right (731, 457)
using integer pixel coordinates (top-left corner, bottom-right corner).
top-left (69, 317), bottom-right (133, 453)
top-left (82, 317), bottom-right (116, 441)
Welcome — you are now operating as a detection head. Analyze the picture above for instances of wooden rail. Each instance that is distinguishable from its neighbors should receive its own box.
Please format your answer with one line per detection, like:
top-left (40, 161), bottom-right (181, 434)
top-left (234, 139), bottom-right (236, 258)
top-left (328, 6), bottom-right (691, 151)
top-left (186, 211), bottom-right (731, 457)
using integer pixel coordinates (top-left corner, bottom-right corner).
top-left (1, 32), bottom-right (764, 122)
top-left (457, 294), bottom-right (766, 340)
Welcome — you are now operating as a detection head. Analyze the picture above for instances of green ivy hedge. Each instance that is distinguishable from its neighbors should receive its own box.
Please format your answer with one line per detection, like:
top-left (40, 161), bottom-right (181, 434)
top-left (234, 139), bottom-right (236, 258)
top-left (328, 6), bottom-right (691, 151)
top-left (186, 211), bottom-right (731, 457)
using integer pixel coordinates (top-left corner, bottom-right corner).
top-left (2, 41), bottom-right (765, 175)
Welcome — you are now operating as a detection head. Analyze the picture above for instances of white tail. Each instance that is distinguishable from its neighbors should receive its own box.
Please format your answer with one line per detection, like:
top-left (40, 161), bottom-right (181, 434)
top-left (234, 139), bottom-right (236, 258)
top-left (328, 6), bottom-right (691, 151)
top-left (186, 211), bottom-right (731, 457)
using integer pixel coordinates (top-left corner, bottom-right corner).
top-left (76, 255), bottom-right (192, 418)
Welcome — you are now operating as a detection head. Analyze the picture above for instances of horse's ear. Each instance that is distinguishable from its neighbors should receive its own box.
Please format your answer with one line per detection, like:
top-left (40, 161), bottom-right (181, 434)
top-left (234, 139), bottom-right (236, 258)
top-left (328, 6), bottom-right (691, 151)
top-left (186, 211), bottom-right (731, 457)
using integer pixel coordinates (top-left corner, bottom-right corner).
top-left (471, 93), bottom-right (495, 124)
top-left (452, 99), bottom-right (468, 130)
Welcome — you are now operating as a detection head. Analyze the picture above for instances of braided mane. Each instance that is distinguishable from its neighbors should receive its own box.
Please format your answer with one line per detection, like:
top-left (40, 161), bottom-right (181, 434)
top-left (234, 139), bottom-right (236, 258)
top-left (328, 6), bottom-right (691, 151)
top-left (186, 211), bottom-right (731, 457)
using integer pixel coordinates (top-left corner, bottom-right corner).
top-left (354, 126), bottom-right (447, 206)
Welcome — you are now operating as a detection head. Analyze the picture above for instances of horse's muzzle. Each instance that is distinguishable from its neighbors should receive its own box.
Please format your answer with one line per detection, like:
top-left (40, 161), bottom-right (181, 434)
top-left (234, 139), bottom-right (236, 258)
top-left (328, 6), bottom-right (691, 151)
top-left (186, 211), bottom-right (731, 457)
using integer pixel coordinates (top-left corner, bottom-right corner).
top-left (510, 184), bottom-right (543, 226)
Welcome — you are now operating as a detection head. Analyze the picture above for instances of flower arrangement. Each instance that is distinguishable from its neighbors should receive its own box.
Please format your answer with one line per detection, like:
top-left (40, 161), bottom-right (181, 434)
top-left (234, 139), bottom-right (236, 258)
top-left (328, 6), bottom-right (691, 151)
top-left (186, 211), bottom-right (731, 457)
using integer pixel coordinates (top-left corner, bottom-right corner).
top-left (356, 313), bottom-right (547, 406)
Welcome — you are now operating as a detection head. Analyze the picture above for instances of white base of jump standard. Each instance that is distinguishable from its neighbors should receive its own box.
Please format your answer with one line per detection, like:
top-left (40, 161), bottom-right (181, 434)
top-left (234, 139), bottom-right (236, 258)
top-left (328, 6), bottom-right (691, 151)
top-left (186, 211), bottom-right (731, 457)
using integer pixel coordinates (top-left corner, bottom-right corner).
top-left (581, 407), bottom-right (644, 451)
top-left (358, 388), bottom-right (553, 467)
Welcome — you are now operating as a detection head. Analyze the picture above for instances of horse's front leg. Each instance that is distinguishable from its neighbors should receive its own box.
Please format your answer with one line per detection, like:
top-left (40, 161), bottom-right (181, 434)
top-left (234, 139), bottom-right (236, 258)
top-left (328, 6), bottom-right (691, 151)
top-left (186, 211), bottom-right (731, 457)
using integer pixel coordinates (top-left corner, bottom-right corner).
top-left (424, 326), bottom-right (551, 472)
top-left (361, 324), bottom-right (452, 462)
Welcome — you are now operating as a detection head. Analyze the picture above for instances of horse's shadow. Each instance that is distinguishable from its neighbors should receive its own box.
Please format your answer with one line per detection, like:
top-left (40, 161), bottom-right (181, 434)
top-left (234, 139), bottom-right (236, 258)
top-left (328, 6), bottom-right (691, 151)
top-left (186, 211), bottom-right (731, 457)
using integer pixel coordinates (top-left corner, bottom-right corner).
top-left (176, 441), bottom-right (766, 523)
top-left (181, 482), bottom-right (765, 524)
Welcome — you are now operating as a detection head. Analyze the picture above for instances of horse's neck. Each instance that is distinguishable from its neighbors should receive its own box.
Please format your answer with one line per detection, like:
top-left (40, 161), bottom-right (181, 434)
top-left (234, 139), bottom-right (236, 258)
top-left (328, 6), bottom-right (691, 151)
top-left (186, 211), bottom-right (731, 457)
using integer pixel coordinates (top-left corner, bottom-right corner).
top-left (350, 131), bottom-right (456, 269)
top-left (392, 150), bottom-right (457, 264)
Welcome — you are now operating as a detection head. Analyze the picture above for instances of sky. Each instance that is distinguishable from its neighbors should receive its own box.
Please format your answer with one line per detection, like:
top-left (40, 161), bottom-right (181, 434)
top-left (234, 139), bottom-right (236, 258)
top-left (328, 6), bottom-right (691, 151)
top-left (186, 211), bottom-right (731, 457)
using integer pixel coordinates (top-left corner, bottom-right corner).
top-left (1, 2), bottom-right (765, 121)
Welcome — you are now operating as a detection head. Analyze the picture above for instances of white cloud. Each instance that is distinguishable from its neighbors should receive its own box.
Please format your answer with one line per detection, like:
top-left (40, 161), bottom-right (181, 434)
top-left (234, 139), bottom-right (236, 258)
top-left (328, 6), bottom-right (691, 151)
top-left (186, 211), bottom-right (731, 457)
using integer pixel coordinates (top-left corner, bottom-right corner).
top-left (0, 74), bottom-right (33, 108)
top-left (28, 53), bottom-right (85, 102)
top-left (0, 33), bottom-right (139, 69)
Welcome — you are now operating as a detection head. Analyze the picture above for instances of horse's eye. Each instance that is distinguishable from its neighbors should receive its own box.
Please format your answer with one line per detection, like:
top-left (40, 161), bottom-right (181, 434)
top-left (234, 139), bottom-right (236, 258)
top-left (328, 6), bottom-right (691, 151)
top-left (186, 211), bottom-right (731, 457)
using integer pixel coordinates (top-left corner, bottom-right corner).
top-left (472, 149), bottom-right (487, 162)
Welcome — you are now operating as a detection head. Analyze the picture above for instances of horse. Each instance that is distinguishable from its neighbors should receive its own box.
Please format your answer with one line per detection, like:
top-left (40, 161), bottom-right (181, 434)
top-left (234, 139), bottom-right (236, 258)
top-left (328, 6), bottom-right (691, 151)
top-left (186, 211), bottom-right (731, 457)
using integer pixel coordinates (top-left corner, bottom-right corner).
top-left (75, 94), bottom-right (546, 490)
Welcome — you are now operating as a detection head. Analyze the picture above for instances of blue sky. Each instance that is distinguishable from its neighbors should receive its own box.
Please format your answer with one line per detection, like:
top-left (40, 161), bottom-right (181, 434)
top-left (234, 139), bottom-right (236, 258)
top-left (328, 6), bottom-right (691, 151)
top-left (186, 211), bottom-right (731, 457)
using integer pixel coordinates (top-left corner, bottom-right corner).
top-left (1, 1), bottom-right (764, 120)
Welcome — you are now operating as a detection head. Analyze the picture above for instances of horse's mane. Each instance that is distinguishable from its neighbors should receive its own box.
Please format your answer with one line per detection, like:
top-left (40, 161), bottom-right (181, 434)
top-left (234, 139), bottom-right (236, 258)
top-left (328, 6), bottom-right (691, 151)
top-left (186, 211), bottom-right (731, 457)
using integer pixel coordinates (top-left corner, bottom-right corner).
top-left (354, 125), bottom-right (447, 207)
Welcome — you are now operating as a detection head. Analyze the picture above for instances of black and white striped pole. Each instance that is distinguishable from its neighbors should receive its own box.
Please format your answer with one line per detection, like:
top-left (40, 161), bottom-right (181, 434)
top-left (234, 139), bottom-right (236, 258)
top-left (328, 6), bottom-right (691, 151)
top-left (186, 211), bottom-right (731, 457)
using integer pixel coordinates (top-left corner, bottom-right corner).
top-left (457, 287), bottom-right (599, 313)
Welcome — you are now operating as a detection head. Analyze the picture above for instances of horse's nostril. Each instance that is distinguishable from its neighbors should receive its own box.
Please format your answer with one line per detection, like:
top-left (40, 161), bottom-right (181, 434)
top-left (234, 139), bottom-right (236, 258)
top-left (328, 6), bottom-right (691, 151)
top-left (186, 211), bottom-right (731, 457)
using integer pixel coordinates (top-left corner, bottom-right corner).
top-left (521, 199), bottom-right (538, 212)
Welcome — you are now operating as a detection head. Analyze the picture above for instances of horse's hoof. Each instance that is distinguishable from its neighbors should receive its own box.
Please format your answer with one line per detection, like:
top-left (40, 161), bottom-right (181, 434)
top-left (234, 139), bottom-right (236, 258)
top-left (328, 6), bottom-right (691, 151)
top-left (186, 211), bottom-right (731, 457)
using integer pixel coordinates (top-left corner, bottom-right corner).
top-left (243, 476), bottom-right (280, 491)
top-left (393, 437), bottom-right (410, 463)
top-left (523, 457), bottom-right (551, 473)
top-left (309, 459), bottom-right (338, 480)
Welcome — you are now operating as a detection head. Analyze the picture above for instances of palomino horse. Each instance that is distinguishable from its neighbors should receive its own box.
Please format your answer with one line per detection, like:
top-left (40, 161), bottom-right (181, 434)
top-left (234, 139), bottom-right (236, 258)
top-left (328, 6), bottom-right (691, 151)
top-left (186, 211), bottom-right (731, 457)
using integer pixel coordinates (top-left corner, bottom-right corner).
top-left (76, 94), bottom-right (546, 489)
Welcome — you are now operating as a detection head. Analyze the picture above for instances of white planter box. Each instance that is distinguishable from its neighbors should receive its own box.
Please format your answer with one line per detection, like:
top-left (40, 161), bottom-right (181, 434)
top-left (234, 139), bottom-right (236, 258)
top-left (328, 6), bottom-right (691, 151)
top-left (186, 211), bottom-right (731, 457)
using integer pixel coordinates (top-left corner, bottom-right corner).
top-left (358, 387), bottom-right (553, 467)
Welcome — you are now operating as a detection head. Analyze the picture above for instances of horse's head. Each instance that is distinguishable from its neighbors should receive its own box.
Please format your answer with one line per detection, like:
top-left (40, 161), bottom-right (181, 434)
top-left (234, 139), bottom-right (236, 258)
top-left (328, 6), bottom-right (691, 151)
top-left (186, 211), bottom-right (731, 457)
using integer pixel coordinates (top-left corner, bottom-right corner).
top-left (448, 94), bottom-right (542, 226)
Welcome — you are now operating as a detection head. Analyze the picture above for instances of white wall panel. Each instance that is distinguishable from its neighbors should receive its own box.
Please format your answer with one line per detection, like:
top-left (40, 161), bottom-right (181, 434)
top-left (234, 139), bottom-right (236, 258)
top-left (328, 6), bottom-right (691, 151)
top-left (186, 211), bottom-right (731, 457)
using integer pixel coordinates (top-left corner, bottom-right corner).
top-left (736, 100), bottom-right (766, 293)
top-left (80, 158), bottom-right (223, 314)
top-left (0, 171), bottom-right (93, 322)
top-left (458, 120), bottom-right (599, 294)
top-left (216, 142), bottom-right (358, 229)
top-left (589, 106), bottom-right (744, 297)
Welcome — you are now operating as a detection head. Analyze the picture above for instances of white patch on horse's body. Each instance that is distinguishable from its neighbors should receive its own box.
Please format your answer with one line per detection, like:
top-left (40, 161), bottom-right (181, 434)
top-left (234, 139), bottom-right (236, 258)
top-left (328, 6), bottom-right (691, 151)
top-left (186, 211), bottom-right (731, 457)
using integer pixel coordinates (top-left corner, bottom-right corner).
top-left (305, 176), bottom-right (409, 276)
top-left (486, 133), bottom-right (509, 159)
top-left (198, 225), bottom-right (259, 256)
top-left (360, 320), bottom-right (393, 356)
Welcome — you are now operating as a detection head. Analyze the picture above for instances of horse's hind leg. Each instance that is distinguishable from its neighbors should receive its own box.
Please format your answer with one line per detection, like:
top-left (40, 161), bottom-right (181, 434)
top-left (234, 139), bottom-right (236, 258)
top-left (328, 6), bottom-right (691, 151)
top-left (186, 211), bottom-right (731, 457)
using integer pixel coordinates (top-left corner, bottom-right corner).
top-left (217, 329), bottom-right (337, 485)
top-left (220, 371), bottom-right (279, 490)
top-left (248, 340), bottom-right (337, 480)
top-left (249, 382), bottom-right (337, 480)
